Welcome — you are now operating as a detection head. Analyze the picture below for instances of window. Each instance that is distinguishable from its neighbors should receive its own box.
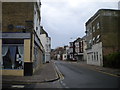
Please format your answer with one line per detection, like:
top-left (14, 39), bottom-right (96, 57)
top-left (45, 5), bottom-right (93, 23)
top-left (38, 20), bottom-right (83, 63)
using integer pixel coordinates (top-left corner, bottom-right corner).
top-left (2, 45), bottom-right (24, 69)
top-left (88, 40), bottom-right (92, 48)
top-left (92, 54), bottom-right (93, 61)
top-left (96, 35), bottom-right (101, 43)
top-left (93, 26), bottom-right (95, 32)
top-left (97, 22), bottom-right (100, 29)
top-left (96, 52), bottom-right (98, 61)
top-left (36, 27), bottom-right (38, 30)
top-left (89, 28), bottom-right (92, 35)
top-left (94, 52), bottom-right (96, 61)
top-left (34, 11), bottom-right (36, 14)
top-left (93, 37), bottom-right (95, 41)
top-left (97, 35), bottom-right (100, 39)
top-left (89, 40), bottom-right (92, 44)
top-left (93, 37), bottom-right (95, 44)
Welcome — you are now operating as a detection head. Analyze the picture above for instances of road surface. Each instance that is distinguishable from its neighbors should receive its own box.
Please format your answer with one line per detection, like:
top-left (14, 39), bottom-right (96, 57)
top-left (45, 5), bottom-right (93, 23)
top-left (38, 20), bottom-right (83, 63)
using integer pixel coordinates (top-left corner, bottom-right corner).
top-left (55, 60), bottom-right (120, 88)
top-left (2, 60), bottom-right (120, 89)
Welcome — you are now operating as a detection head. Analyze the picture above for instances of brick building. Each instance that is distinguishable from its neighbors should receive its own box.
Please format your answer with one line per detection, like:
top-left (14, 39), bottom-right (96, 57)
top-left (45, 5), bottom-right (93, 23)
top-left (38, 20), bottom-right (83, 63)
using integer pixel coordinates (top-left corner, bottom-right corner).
top-left (1, 1), bottom-right (44, 76)
top-left (85, 9), bottom-right (120, 66)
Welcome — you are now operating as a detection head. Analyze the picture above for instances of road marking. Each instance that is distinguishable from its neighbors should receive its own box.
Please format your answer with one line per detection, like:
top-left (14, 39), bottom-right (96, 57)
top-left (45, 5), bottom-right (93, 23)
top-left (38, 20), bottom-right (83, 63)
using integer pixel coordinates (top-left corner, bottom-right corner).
top-left (62, 83), bottom-right (66, 86)
top-left (54, 62), bottom-right (64, 80)
top-left (60, 81), bottom-right (69, 88)
top-left (11, 85), bottom-right (25, 88)
top-left (82, 66), bottom-right (120, 77)
top-left (71, 62), bottom-right (120, 77)
top-left (95, 69), bottom-right (120, 77)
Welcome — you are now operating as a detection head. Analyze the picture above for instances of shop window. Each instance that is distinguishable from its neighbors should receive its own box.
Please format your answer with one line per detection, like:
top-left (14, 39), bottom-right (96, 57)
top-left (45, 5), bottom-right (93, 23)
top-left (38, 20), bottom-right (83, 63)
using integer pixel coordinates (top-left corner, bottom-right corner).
top-left (2, 45), bottom-right (24, 69)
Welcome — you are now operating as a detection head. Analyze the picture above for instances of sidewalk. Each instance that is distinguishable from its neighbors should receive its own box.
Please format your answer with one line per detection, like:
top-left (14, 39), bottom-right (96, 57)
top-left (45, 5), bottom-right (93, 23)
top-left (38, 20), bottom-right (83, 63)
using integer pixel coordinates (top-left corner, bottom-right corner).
top-left (72, 61), bottom-right (120, 77)
top-left (2, 61), bottom-right (59, 84)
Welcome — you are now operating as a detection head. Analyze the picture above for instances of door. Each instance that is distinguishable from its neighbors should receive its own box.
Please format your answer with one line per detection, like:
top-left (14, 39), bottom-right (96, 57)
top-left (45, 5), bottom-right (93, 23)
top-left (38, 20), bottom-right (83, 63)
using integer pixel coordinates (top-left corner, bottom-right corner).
top-left (24, 62), bottom-right (33, 76)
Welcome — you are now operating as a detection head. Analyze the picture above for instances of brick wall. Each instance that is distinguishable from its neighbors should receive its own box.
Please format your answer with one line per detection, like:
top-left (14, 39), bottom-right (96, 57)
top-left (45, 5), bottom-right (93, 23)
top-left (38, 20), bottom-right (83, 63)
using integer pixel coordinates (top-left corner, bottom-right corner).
top-left (2, 2), bottom-right (34, 32)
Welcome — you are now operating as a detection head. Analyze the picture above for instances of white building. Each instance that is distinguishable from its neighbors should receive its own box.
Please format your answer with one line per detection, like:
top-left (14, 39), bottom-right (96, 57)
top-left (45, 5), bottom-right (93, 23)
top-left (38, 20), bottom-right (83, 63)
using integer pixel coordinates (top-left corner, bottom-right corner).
top-left (69, 42), bottom-right (74, 60)
top-left (40, 26), bottom-right (51, 63)
top-left (57, 54), bottom-right (61, 60)
top-left (62, 46), bottom-right (69, 60)
top-left (86, 42), bottom-right (103, 66)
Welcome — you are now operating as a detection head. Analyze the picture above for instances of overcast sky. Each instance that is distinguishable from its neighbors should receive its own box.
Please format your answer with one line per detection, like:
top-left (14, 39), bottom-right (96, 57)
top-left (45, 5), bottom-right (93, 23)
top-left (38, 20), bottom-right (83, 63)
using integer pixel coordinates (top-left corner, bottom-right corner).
top-left (41, 0), bottom-right (119, 49)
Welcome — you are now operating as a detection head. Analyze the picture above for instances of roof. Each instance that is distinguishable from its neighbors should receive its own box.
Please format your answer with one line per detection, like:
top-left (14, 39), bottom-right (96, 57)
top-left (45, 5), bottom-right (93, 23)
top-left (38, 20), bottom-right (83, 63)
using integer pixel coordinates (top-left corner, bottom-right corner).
top-left (40, 26), bottom-right (48, 37)
top-left (85, 9), bottom-right (120, 26)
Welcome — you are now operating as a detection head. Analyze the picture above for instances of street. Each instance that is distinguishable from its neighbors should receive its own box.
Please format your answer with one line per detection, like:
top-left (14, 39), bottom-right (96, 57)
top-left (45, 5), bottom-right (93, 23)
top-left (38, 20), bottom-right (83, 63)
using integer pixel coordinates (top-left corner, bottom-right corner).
top-left (55, 60), bottom-right (120, 88)
top-left (2, 60), bottom-right (120, 89)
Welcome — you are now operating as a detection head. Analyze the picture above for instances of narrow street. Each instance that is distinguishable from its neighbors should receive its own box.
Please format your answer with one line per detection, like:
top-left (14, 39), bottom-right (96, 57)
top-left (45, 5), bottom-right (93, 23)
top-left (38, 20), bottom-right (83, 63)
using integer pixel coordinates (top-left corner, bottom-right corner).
top-left (2, 60), bottom-right (120, 89)
top-left (55, 60), bottom-right (120, 88)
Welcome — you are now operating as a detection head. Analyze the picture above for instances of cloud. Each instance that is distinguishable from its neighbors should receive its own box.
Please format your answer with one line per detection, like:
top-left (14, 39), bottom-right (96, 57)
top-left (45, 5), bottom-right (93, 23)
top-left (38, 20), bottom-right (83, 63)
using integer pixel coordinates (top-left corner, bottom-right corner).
top-left (41, 0), bottom-right (119, 48)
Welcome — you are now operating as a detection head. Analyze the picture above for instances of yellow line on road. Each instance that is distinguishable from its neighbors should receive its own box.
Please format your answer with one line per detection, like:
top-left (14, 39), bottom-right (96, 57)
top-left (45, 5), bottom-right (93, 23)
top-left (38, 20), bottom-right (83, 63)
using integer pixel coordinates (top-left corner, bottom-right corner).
top-left (53, 62), bottom-right (64, 80)
top-left (71, 62), bottom-right (120, 78)
top-left (90, 68), bottom-right (120, 77)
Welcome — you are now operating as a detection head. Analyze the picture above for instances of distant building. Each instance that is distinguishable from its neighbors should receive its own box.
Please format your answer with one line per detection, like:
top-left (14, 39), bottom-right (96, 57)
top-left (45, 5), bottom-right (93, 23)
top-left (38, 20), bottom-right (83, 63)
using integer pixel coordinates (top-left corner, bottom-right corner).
top-left (82, 36), bottom-right (87, 61)
top-left (51, 47), bottom-right (64, 60)
top-left (74, 38), bottom-right (83, 61)
top-left (85, 9), bottom-right (120, 66)
top-left (69, 42), bottom-right (75, 60)
top-left (1, 1), bottom-right (44, 76)
top-left (62, 45), bottom-right (69, 60)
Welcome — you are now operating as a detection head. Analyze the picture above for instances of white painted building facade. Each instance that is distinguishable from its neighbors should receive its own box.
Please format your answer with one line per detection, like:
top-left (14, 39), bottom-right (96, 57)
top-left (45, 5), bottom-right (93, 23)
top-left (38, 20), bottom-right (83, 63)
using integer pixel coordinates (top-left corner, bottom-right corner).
top-left (62, 54), bottom-right (67, 60)
top-left (40, 29), bottom-right (51, 63)
top-left (86, 42), bottom-right (103, 66)
top-left (62, 46), bottom-right (69, 60)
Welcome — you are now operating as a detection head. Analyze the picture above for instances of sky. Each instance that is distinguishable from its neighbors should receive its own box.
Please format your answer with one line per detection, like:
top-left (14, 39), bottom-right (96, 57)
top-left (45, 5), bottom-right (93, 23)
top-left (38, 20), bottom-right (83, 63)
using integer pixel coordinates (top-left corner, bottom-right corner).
top-left (41, 0), bottom-right (119, 49)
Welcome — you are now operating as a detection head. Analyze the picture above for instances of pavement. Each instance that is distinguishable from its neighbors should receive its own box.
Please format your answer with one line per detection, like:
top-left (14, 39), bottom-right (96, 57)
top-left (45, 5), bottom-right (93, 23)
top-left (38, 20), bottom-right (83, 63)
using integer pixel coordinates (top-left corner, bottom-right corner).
top-left (2, 60), bottom-right (120, 85)
top-left (2, 61), bottom-right (60, 84)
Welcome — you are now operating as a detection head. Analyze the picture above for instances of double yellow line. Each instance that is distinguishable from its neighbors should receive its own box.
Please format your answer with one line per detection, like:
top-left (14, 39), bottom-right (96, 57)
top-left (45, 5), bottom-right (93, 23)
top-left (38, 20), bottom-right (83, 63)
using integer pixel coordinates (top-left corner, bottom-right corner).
top-left (53, 62), bottom-right (64, 80)
top-left (93, 69), bottom-right (120, 77)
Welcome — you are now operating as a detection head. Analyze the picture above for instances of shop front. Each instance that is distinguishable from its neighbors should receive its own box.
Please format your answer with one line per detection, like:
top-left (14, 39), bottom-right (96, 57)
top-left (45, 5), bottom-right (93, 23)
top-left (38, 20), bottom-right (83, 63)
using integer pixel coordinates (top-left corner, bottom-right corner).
top-left (1, 33), bottom-right (31, 76)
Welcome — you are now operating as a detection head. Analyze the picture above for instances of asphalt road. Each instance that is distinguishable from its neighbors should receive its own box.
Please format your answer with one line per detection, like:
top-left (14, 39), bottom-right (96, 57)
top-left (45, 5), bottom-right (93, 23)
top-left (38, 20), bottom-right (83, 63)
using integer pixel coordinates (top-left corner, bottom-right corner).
top-left (55, 60), bottom-right (120, 88)
top-left (2, 60), bottom-right (120, 89)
